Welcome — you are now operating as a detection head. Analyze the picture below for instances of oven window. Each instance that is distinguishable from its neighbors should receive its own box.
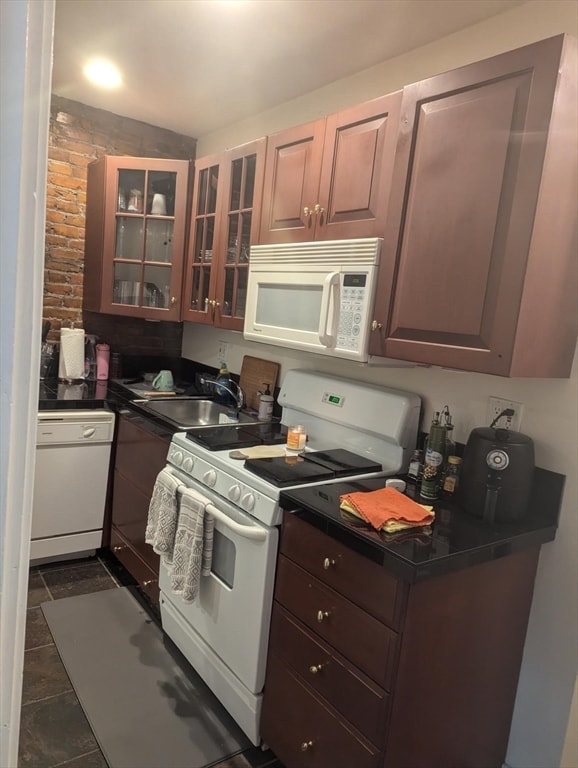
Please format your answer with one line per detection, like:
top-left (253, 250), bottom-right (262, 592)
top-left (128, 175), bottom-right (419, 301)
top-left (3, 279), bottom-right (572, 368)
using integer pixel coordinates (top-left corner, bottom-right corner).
top-left (210, 528), bottom-right (236, 589)
top-left (256, 283), bottom-right (322, 331)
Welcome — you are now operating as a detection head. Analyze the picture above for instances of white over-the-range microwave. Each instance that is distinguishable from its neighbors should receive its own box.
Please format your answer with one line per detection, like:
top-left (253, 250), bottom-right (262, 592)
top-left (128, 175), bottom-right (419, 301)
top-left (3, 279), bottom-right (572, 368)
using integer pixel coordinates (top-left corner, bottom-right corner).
top-left (243, 237), bottom-right (410, 365)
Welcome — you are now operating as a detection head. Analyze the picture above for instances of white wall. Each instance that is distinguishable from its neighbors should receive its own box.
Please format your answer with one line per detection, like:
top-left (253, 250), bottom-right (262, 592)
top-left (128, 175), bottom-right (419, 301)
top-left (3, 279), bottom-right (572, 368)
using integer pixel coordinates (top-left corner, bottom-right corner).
top-left (185, 3), bottom-right (578, 766)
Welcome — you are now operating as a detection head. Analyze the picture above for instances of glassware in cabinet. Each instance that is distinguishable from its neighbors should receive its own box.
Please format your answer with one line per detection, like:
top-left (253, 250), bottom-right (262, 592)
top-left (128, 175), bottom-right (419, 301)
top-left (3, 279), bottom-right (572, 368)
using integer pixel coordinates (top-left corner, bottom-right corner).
top-left (84, 156), bottom-right (190, 321)
top-left (182, 139), bottom-right (265, 330)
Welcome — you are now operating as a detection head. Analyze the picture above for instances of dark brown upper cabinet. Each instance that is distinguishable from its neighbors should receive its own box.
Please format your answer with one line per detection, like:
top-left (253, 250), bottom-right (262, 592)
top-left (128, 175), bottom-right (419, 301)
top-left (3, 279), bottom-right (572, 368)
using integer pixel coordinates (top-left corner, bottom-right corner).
top-left (182, 138), bottom-right (266, 330)
top-left (83, 156), bottom-right (190, 321)
top-left (369, 34), bottom-right (577, 378)
top-left (258, 93), bottom-right (402, 244)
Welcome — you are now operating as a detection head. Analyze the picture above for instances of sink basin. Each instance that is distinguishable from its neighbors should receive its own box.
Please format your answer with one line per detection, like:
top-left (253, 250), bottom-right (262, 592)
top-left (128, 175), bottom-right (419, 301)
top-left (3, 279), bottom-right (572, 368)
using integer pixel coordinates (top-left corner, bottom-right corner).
top-left (133, 398), bottom-right (260, 429)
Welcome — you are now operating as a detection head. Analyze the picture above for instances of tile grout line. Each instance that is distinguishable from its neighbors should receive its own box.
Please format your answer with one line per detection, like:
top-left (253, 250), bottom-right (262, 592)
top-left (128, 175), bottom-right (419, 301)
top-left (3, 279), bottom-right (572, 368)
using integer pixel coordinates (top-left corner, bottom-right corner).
top-left (21, 689), bottom-right (74, 708)
top-left (97, 554), bottom-right (122, 587)
top-left (37, 568), bottom-right (55, 602)
top-left (52, 747), bottom-right (106, 768)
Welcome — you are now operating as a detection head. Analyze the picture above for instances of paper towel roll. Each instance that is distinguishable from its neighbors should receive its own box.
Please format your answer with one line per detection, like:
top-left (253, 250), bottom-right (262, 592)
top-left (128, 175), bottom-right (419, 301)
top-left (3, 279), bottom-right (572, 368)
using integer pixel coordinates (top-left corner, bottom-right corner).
top-left (58, 328), bottom-right (85, 381)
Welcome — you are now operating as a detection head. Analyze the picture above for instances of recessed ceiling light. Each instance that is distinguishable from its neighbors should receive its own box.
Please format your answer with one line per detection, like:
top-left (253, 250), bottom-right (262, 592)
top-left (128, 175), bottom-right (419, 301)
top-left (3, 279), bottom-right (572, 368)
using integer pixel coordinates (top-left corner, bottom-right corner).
top-left (83, 59), bottom-right (122, 89)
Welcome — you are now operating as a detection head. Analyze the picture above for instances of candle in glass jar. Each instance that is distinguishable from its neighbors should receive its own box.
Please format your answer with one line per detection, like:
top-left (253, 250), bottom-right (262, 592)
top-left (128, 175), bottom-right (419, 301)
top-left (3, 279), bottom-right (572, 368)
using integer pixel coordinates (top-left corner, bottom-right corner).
top-left (286, 425), bottom-right (307, 453)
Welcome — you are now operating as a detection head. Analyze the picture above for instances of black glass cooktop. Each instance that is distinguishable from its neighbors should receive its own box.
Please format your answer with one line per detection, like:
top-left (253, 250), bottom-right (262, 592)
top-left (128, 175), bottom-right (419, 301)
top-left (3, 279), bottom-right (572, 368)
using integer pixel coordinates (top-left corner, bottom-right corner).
top-left (186, 422), bottom-right (288, 451)
top-left (243, 449), bottom-right (382, 488)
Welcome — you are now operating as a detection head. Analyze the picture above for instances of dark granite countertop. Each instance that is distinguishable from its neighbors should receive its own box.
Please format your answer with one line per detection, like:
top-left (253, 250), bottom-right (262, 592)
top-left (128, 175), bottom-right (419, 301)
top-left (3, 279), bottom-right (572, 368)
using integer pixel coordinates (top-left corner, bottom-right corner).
top-left (38, 379), bottom-right (180, 439)
top-left (280, 470), bottom-right (563, 584)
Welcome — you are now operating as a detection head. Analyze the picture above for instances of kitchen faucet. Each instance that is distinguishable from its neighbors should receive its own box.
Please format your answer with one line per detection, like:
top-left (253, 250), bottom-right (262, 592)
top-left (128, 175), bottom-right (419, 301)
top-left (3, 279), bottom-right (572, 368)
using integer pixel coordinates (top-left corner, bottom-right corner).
top-left (200, 376), bottom-right (245, 413)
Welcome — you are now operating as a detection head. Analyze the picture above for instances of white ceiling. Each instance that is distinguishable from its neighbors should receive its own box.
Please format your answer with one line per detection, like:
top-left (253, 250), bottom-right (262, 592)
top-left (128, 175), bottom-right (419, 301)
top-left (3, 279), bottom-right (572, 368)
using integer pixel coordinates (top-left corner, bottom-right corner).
top-left (52, 0), bottom-right (526, 140)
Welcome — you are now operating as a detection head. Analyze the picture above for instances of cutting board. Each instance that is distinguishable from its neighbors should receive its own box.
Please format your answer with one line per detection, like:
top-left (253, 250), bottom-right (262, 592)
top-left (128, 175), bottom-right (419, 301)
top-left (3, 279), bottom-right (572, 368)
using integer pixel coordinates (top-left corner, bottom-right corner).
top-left (239, 355), bottom-right (280, 412)
top-left (229, 445), bottom-right (286, 460)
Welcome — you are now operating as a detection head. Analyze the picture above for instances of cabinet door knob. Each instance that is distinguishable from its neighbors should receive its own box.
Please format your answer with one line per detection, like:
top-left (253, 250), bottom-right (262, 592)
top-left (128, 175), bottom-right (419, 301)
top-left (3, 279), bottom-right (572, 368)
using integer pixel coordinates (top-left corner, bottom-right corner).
top-left (323, 557), bottom-right (335, 570)
top-left (303, 206), bottom-right (312, 218)
top-left (142, 579), bottom-right (157, 587)
top-left (301, 741), bottom-right (314, 752)
top-left (309, 664), bottom-right (324, 674)
top-left (314, 203), bottom-right (325, 216)
top-left (371, 320), bottom-right (383, 331)
top-left (170, 296), bottom-right (176, 305)
top-left (317, 610), bottom-right (330, 623)
top-left (112, 545), bottom-right (126, 553)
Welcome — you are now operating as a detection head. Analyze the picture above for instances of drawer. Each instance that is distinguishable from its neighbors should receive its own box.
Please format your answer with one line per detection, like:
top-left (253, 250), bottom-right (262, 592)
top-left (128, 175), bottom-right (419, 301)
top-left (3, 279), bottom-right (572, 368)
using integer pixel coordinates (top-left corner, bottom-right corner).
top-left (111, 469), bottom-right (160, 572)
top-left (262, 654), bottom-right (381, 768)
top-left (282, 512), bottom-right (406, 629)
top-left (276, 556), bottom-right (398, 690)
top-left (270, 603), bottom-right (390, 747)
top-left (110, 526), bottom-right (159, 605)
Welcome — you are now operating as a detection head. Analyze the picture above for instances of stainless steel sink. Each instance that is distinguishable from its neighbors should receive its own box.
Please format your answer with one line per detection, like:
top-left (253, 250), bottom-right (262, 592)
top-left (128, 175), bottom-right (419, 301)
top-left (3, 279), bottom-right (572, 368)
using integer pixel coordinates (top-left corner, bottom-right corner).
top-left (133, 398), bottom-right (260, 429)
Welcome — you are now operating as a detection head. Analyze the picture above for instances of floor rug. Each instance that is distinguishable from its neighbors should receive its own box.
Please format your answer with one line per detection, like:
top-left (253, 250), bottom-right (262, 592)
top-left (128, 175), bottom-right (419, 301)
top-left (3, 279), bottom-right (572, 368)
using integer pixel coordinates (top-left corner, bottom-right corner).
top-left (42, 587), bottom-right (250, 768)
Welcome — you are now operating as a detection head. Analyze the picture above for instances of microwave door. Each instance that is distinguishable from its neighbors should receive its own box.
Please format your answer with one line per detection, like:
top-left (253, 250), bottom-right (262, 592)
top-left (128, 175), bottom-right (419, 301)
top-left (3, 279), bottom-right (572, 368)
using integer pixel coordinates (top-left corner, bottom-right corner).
top-left (318, 272), bottom-right (340, 347)
top-left (244, 269), bottom-right (340, 354)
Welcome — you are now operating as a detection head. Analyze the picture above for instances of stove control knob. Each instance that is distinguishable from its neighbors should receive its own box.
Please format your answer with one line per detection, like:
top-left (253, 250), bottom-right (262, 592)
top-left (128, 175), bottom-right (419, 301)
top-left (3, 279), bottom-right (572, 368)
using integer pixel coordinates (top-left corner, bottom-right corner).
top-left (228, 484), bottom-right (241, 503)
top-left (171, 450), bottom-right (184, 467)
top-left (182, 456), bottom-right (194, 473)
top-left (241, 492), bottom-right (255, 512)
top-left (202, 469), bottom-right (217, 488)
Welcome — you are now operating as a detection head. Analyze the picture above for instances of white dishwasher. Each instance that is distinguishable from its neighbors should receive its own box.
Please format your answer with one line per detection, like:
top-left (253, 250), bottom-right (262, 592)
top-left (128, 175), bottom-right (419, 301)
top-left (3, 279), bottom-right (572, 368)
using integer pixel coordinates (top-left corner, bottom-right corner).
top-left (30, 410), bottom-right (116, 564)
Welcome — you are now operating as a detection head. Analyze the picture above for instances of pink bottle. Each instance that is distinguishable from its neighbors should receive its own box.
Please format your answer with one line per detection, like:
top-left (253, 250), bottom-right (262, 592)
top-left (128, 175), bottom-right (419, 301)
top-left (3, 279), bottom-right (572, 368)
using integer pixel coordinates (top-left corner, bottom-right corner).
top-left (96, 343), bottom-right (110, 380)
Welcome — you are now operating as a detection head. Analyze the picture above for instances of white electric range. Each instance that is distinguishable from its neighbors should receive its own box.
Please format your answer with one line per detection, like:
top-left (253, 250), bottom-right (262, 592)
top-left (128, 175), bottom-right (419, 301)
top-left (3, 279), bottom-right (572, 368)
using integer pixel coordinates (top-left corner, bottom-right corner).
top-left (158, 370), bottom-right (421, 745)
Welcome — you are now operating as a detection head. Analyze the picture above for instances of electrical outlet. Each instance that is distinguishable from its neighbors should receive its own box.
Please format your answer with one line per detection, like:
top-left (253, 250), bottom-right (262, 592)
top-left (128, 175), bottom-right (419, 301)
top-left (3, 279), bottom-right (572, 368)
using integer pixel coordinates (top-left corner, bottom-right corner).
top-left (487, 397), bottom-right (523, 431)
top-left (217, 340), bottom-right (229, 364)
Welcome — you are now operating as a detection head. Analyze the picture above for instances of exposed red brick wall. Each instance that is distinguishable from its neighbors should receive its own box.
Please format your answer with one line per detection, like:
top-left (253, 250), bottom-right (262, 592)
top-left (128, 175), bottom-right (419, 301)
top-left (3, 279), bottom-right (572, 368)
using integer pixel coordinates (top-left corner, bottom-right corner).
top-left (44, 96), bottom-right (197, 355)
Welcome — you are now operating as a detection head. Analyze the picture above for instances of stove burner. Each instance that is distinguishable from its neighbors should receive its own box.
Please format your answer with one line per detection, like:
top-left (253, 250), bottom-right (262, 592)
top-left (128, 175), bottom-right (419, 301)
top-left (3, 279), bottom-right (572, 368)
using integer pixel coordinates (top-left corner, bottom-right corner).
top-left (243, 449), bottom-right (383, 488)
top-left (187, 422), bottom-right (287, 451)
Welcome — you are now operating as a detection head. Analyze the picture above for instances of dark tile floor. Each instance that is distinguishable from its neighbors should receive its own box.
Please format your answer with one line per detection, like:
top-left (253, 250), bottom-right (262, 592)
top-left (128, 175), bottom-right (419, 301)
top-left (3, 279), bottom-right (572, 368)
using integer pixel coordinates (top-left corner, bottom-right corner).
top-left (19, 555), bottom-right (283, 768)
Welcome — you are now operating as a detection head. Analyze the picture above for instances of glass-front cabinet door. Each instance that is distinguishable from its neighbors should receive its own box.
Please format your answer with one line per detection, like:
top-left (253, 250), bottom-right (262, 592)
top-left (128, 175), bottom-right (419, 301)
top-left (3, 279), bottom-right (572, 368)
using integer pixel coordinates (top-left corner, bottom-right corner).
top-left (84, 156), bottom-right (190, 320)
top-left (182, 139), bottom-right (266, 330)
top-left (182, 154), bottom-right (221, 326)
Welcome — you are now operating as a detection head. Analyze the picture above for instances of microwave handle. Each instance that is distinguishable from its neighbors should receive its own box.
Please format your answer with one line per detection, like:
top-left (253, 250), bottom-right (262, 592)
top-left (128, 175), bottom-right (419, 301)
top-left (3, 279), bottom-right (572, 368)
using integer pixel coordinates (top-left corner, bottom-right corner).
top-left (318, 272), bottom-right (340, 347)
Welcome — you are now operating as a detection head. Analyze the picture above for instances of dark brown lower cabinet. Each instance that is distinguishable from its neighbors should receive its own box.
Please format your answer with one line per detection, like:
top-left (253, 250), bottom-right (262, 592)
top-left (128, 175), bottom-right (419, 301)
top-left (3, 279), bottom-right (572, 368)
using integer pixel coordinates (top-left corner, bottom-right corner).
top-left (261, 512), bottom-right (541, 768)
top-left (109, 412), bottom-right (170, 604)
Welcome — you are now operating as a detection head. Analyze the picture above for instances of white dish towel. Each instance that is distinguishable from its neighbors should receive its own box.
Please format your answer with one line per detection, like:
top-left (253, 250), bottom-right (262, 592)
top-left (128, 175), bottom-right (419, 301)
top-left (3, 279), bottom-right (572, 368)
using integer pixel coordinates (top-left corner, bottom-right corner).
top-left (145, 468), bottom-right (183, 564)
top-left (170, 487), bottom-right (215, 603)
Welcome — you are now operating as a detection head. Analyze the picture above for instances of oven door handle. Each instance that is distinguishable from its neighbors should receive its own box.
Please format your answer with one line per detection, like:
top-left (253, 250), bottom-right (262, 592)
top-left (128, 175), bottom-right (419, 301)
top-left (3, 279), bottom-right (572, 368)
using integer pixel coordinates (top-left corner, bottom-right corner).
top-left (205, 502), bottom-right (267, 541)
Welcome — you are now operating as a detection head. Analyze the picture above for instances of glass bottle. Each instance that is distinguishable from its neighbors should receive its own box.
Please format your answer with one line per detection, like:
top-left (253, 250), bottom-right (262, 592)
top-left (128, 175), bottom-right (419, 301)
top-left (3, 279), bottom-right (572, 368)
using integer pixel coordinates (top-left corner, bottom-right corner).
top-left (442, 456), bottom-right (462, 496)
top-left (407, 449), bottom-right (424, 482)
top-left (419, 412), bottom-right (447, 501)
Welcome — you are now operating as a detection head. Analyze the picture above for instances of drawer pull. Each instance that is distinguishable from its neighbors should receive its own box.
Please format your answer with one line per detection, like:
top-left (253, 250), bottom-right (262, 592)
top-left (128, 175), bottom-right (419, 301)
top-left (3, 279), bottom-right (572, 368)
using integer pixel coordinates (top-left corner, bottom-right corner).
top-left (142, 579), bottom-right (157, 587)
top-left (317, 610), bottom-right (330, 623)
top-left (309, 664), bottom-right (324, 675)
top-left (301, 741), bottom-right (314, 752)
top-left (323, 557), bottom-right (335, 570)
top-left (112, 545), bottom-right (126, 553)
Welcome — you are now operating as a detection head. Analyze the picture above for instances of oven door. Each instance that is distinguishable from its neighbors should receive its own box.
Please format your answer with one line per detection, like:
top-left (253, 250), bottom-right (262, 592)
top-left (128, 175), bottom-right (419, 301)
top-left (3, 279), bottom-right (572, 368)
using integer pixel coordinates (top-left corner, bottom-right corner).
top-left (158, 470), bottom-right (278, 695)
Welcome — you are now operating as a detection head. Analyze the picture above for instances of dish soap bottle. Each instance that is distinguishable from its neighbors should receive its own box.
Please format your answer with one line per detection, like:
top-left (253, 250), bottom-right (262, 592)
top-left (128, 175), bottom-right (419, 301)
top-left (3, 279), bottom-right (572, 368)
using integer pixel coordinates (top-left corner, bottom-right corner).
top-left (258, 383), bottom-right (274, 421)
top-left (215, 362), bottom-right (232, 405)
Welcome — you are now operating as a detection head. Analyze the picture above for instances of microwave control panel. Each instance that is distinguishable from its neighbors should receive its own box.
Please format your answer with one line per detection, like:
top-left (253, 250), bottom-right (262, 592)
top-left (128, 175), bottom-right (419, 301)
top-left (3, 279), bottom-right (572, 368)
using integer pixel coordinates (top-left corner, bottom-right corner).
top-left (337, 274), bottom-right (368, 350)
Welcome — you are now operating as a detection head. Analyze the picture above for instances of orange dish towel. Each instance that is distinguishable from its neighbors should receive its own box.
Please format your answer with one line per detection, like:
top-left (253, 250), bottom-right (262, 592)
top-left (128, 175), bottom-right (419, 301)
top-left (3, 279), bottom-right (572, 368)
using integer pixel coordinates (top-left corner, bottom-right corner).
top-left (340, 487), bottom-right (434, 533)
